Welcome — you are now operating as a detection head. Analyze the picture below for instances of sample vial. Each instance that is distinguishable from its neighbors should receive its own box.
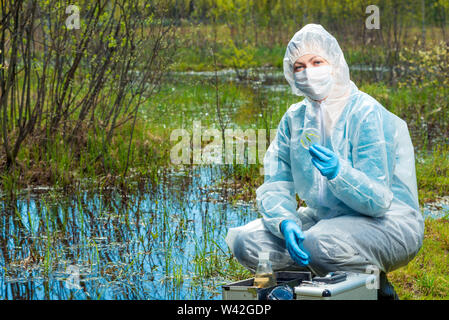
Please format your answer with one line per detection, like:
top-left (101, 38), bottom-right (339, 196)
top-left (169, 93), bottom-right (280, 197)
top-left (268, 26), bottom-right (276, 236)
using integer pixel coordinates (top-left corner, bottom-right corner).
top-left (253, 252), bottom-right (277, 288)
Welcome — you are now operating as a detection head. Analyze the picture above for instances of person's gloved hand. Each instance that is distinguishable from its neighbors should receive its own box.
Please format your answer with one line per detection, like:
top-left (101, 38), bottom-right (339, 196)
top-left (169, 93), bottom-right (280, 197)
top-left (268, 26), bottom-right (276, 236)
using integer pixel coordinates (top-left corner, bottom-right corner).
top-left (280, 220), bottom-right (309, 266)
top-left (309, 143), bottom-right (340, 180)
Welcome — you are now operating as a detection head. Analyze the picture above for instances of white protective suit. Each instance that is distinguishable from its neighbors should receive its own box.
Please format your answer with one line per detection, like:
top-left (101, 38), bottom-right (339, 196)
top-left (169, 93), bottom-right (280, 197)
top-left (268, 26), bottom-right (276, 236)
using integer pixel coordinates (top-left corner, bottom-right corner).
top-left (225, 24), bottom-right (424, 277)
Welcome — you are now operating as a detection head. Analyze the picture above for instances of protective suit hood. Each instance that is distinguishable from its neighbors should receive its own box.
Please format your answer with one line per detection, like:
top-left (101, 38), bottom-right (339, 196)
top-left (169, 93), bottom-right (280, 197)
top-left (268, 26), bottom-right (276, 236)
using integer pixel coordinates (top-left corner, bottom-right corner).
top-left (283, 24), bottom-right (357, 135)
top-left (284, 24), bottom-right (351, 99)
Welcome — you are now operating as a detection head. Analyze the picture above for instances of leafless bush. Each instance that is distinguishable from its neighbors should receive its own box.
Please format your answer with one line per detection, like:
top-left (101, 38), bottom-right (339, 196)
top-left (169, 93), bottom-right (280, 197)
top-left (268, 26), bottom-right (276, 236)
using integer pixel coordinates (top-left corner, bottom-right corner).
top-left (0, 0), bottom-right (175, 169)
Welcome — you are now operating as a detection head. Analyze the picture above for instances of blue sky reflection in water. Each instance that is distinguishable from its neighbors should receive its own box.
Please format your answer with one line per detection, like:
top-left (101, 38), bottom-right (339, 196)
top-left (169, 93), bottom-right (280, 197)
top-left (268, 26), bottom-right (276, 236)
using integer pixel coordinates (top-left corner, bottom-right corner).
top-left (0, 166), bottom-right (259, 299)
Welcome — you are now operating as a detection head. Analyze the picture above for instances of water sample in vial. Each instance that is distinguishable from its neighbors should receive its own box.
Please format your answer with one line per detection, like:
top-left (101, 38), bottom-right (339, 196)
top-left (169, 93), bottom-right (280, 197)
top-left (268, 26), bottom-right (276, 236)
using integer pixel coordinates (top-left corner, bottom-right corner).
top-left (253, 252), bottom-right (277, 288)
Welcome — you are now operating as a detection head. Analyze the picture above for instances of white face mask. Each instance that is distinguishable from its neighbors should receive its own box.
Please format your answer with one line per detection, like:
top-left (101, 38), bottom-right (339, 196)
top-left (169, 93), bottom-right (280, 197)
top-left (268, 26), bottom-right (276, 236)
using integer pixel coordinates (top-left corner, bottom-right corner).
top-left (294, 65), bottom-right (333, 101)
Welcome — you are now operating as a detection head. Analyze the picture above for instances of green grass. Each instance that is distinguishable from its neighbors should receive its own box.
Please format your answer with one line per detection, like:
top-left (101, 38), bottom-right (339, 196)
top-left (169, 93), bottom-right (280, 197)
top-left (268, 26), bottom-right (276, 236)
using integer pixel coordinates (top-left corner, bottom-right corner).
top-left (1, 117), bottom-right (169, 193)
top-left (390, 217), bottom-right (449, 299)
top-left (416, 145), bottom-right (449, 204)
top-left (141, 80), bottom-right (296, 132)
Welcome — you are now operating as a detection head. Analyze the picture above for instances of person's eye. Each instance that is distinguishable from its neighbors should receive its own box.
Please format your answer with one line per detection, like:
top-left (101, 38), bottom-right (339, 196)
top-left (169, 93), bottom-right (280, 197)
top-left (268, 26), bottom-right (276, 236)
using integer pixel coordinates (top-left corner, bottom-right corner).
top-left (314, 60), bottom-right (323, 65)
top-left (295, 65), bottom-right (304, 72)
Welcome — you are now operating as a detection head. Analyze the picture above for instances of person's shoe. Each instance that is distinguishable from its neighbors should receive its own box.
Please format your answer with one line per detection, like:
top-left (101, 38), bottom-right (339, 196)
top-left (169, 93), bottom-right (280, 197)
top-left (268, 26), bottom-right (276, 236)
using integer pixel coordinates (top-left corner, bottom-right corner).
top-left (378, 272), bottom-right (399, 300)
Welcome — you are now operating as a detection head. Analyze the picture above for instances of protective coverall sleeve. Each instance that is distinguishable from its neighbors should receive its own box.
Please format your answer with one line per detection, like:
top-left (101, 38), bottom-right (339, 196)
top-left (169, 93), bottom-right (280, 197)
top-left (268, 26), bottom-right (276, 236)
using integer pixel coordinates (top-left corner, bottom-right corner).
top-left (256, 113), bottom-right (302, 239)
top-left (327, 108), bottom-right (394, 217)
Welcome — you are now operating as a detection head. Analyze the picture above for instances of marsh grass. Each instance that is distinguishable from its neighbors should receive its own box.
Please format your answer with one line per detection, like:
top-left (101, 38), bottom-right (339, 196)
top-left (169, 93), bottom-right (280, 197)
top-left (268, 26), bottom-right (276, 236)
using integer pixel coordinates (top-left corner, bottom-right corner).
top-left (0, 117), bottom-right (170, 195)
top-left (416, 145), bottom-right (449, 204)
top-left (390, 217), bottom-right (449, 299)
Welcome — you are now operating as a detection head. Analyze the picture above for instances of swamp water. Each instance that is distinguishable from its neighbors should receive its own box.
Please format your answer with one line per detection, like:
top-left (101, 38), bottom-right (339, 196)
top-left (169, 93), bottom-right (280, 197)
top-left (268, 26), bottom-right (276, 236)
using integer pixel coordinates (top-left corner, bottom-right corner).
top-left (0, 166), bottom-right (259, 299)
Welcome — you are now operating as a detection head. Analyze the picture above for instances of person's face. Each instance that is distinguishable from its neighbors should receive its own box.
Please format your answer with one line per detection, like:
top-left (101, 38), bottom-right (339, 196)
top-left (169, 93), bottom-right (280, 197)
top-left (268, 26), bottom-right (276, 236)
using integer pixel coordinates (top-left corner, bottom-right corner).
top-left (293, 54), bottom-right (329, 73)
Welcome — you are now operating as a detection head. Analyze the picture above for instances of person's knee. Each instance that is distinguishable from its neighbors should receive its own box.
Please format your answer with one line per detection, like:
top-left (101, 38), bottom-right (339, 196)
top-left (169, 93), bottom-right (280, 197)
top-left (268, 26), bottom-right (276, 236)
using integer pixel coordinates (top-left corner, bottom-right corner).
top-left (303, 231), bottom-right (366, 276)
top-left (231, 230), bottom-right (261, 272)
top-left (302, 232), bottom-right (332, 275)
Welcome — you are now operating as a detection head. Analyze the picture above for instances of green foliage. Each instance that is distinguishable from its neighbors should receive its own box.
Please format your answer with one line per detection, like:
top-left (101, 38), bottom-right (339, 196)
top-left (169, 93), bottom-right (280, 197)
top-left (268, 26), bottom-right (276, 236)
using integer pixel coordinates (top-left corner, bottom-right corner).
top-left (360, 82), bottom-right (449, 151)
top-left (217, 40), bottom-right (257, 79)
top-left (398, 40), bottom-right (449, 89)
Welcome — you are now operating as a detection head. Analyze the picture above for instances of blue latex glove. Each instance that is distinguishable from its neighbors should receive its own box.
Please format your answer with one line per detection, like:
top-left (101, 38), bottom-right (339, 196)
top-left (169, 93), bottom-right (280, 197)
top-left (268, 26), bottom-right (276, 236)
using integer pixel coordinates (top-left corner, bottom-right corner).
top-left (280, 220), bottom-right (309, 266)
top-left (309, 144), bottom-right (340, 180)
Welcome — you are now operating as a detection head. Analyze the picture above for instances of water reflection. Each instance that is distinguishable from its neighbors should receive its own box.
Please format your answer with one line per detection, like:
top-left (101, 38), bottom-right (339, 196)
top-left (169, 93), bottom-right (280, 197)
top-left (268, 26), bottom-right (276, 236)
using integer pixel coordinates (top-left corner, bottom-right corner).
top-left (423, 196), bottom-right (449, 219)
top-left (0, 166), bottom-right (258, 300)
top-left (171, 65), bottom-right (388, 87)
